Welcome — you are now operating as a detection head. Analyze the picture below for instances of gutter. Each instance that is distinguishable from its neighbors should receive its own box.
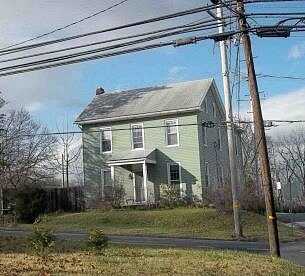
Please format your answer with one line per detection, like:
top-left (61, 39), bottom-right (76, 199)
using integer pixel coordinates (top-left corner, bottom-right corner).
top-left (75, 107), bottom-right (200, 125)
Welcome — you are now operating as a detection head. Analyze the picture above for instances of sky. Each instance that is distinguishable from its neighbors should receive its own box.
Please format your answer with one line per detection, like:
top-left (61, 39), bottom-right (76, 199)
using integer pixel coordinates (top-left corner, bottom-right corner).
top-left (0, 0), bottom-right (304, 135)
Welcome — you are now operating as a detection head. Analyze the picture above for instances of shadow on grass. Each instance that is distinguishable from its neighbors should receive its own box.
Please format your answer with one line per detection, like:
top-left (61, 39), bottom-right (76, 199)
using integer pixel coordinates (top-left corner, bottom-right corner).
top-left (0, 236), bottom-right (88, 254)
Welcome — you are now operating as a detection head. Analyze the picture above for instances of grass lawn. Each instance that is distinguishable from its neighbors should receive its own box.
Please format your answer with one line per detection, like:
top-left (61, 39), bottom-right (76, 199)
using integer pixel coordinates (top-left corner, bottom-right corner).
top-left (0, 236), bottom-right (304, 275)
top-left (31, 207), bottom-right (304, 241)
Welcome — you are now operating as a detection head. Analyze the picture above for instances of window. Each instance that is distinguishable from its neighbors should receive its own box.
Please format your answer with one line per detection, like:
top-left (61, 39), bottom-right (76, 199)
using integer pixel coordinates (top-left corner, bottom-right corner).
top-left (131, 123), bottom-right (144, 149)
top-left (218, 128), bottom-right (222, 150)
top-left (165, 119), bottom-right (179, 146)
top-left (202, 126), bottom-right (207, 146)
top-left (203, 100), bottom-right (208, 113)
top-left (101, 168), bottom-right (112, 199)
top-left (235, 135), bottom-right (239, 156)
top-left (212, 103), bottom-right (217, 118)
top-left (217, 164), bottom-right (224, 184)
top-left (100, 127), bottom-right (112, 153)
top-left (204, 162), bottom-right (209, 187)
top-left (167, 162), bottom-right (181, 185)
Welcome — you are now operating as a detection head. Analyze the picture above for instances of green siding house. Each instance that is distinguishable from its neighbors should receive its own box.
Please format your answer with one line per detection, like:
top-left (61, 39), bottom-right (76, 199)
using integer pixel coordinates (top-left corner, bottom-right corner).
top-left (76, 79), bottom-right (235, 207)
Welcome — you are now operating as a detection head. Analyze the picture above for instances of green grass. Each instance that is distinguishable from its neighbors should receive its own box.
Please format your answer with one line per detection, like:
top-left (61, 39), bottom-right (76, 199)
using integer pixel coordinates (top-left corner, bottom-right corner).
top-left (0, 236), bottom-right (304, 275)
top-left (32, 207), bottom-right (304, 241)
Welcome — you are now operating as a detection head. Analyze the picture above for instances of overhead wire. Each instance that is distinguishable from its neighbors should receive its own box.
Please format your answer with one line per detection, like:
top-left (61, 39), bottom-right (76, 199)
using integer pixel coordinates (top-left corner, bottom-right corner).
top-left (0, 21), bottom-right (237, 72)
top-left (0, 0), bottom-right (130, 50)
top-left (0, 17), bottom-right (235, 64)
top-left (0, 3), bottom-right (234, 56)
top-left (0, 29), bottom-right (241, 78)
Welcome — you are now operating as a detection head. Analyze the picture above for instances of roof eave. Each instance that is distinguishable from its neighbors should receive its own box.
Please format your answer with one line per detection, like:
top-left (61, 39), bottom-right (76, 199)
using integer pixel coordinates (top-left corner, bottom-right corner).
top-left (75, 107), bottom-right (200, 125)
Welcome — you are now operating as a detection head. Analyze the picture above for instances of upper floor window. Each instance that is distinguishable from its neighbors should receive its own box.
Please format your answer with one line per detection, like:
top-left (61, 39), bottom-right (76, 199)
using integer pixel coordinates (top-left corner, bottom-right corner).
top-left (204, 162), bottom-right (209, 187)
top-left (131, 123), bottom-right (144, 149)
top-left (167, 162), bottom-right (181, 185)
top-left (202, 126), bottom-right (207, 146)
top-left (100, 127), bottom-right (112, 153)
top-left (218, 128), bottom-right (222, 150)
top-left (203, 100), bottom-right (208, 113)
top-left (165, 119), bottom-right (179, 146)
top-left (212, 103), bottom-right (217, 118)
top-left (217, 164), bottom-right (224, 184)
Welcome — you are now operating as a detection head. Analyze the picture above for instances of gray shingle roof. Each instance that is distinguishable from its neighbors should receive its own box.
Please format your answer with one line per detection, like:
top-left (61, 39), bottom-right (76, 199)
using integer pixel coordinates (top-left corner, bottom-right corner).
top-left (75, 78), bottom-right (214, 124)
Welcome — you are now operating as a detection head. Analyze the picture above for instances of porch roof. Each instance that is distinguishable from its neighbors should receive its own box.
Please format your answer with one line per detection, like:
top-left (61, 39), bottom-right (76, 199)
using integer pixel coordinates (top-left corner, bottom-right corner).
top-left (106, 149), bottom-right (156, 166)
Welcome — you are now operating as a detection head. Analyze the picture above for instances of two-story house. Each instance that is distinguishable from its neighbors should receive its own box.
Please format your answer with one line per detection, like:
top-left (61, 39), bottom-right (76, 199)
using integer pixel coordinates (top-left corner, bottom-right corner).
top-left (76, 79), bottom-right (239, 207)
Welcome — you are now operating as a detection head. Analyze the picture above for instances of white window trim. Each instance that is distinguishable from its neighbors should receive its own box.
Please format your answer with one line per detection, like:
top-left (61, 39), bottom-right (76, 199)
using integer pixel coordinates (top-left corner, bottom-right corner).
top-left (131, 123), bottom-right (145, 150)
top-left (205, 162), bottom-right (210, 187)
top-left (100, 127), bottom-right (112, 154)
top-left (203, 126), bottom-right (207, 146)
top-left (167, 162), bottom-right (182, 194)
top-left (165, 118), bottom-right (180, 147)
top-left (101, 167), bottom-right (112, 198)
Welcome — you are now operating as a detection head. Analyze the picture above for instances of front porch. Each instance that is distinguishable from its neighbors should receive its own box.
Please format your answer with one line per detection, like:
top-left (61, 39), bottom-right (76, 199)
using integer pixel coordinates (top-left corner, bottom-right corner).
top-left (106, 149), bottom-right (157, 205)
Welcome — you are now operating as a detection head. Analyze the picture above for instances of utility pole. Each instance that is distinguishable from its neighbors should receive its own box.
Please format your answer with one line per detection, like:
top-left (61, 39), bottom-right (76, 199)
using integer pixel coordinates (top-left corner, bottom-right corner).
top-left (213, 2), bottom-right (242, 238)
top-left (236, 0), bottom-right (280, 257)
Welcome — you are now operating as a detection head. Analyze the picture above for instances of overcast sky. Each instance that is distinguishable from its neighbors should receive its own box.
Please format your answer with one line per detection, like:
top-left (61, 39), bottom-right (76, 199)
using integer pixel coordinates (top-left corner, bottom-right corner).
top-left (0, 0), bottom-right (304, 134)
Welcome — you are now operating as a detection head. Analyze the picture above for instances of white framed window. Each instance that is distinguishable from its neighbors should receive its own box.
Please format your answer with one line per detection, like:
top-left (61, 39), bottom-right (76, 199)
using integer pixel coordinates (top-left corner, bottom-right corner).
top-left (131, 123), bottom-right (144, 149)
top-left (218, 128), bottom-right (222, 150)
top-left (204, 162), bottom-right (209, 187)
top-left (100, 127), bottom-right (112, 153)
top-left (101, 167), bottom-right (112, 199)
top-left (202, 126), bottom-right (207, 146)
top-left (212, 102), bottom-right (217, 118)
top-left (165, 118), bottom-right (179, 146)
top-left (167, 162), bottom-right (181, 186)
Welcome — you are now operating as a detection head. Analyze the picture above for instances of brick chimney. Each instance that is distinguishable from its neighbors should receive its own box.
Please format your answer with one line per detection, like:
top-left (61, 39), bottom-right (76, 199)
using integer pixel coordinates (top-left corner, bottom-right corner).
top-left (96, 86), bottom-right (105, 95)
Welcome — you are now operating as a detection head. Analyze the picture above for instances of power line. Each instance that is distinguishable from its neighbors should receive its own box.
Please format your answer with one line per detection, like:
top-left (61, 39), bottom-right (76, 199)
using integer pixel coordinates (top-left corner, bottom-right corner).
top-left (0, 19), bottom-right (235, 64)
top-left (0, 22), bottom-right (235, 72)
top-left (0, 3), bottom-right (229, 56)
top-left (257, 74), bottom-right (305, 80)
top-left (0, 30), bottom-right (240, 78)
top-left (9, 119), bottom-right (305, 137)
top-left (0, 0), bottom-right (130, 50)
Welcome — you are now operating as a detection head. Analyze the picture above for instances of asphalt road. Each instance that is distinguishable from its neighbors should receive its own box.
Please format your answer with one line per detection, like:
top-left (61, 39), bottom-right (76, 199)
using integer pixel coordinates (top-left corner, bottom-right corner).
top-left (0, 228), bottom-right (304, 267)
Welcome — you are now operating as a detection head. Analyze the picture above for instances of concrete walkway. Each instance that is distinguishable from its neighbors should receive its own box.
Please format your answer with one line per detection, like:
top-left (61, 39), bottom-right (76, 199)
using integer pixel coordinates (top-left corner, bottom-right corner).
top-left (0, 228), bottom-right (304, 267)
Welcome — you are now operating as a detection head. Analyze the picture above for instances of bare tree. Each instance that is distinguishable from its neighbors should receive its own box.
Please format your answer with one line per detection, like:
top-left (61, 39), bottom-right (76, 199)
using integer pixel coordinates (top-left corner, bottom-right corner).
top-left (238, 121), bottom-right (261, 193)
top-left (0, 109), bottom-right (57, 211)
top-left (48, 121), bottom-right (82, 188)
top-left (276, 128), bottom-right (305, 197)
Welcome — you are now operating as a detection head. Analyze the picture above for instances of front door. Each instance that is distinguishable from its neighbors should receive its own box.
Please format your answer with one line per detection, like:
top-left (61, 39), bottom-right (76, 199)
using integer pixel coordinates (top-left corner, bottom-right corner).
top-left (134, 172), bottom-right (145, 202)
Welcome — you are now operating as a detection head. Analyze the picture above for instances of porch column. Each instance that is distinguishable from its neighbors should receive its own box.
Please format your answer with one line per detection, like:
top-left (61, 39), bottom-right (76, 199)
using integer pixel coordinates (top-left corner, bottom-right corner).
top-left (143, 161), bottom-right (148, 201)
top-left (110, 166), bottom-right (115, 183)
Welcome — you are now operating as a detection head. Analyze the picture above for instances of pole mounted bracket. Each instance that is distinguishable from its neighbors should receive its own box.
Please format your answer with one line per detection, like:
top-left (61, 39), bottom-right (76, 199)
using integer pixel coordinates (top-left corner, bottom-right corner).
top-left (174, 37), bottom-right (197, 47)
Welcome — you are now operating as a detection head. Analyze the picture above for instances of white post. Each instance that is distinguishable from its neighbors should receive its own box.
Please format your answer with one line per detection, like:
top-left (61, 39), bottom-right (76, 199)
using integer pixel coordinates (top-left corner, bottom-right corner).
top-left (110, 166), bottom-right (115, 182)
top-left (216, 6), bottom-right (242, 237)
top-left (142, 161), bottom-right (148, 202)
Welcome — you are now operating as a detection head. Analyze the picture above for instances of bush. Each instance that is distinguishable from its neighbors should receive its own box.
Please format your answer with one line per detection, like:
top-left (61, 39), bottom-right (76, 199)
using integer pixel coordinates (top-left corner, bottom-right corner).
top-left (240, 180), bottom-right (265, 214)
top-left (111, 184), bottom-right (126, 208)
top-left (28, 226), bottom-right (55, 255)
top-left (207, 184), bottom-right (233, 214)
top-left (15, 186), bottom-right (47, 223)
top-left (87, 229), bottom-right (108, 252)
top-left (159, 184), bottom-right (185, 208)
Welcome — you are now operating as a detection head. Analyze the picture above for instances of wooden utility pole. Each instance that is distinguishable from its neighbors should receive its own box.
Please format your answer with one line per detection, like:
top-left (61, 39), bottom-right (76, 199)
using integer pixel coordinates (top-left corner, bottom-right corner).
top-left (236, 0), bottom-right (280, 257)
top-left (215, 3), bottom-right (242, 238)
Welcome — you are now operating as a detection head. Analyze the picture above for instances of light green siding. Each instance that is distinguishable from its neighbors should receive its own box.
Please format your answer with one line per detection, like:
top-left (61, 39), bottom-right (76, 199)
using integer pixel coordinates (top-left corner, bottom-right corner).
top-left (82, 113), bottom-right (202, 206)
